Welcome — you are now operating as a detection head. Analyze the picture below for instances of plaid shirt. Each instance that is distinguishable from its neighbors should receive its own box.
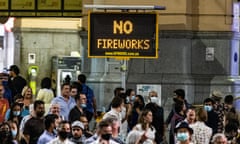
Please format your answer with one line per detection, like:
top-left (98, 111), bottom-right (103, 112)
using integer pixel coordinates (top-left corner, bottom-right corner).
top-left (191, 121), bottom-right (212, 144)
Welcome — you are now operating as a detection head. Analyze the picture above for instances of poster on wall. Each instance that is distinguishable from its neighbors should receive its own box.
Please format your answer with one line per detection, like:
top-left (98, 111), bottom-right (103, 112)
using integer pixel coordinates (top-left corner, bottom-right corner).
top-left (136, 84), bottom-right (161, 105)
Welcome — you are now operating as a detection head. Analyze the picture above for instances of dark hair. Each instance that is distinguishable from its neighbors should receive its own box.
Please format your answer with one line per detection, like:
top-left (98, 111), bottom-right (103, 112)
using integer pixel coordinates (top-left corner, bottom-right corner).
top-left (71, 82), bottom-right (82, 93)
top-left (58, 120), bottom-right (70, 131)
top-left (136, 95), bottom-right (145, 107)
top-left (8, 102), bottom-right (22, 122)
top-left (114, 87), bottom-right (124, 97)
top-left (111, 96), bottom-right (123, 108)
top-left (9, 65), bottom-right (20, 75)
top-left (78, 74), bottom-right (86, 84)
top-left (41, 77), bottom-right (52, 89)
top-left (75, 93), bottom-right (86, 101)
top-left (126, 89), bottom-right (134, 96)
top-left (225, 122), bottom-right (238, 133)
top-left (13, 94), bottom-right (24, 102)
top-left (34, 100), bottom-right (45, 110)
top-left (203, 98), bottom-right (215, 104)
top-left (0, 122), bottom-right (14, 143)
top-left (174, 100), bottom-right (184, 113)
top-left (61, 83), bottom-right (70, 90)
top-left (45, 114), bottom-right (58, 129)
top-left (224, 95), bottom-right (234, 105)
top-left (98, 119), bottom-right (111, 130)
top-left (174, 89), bottom-right (185, 99)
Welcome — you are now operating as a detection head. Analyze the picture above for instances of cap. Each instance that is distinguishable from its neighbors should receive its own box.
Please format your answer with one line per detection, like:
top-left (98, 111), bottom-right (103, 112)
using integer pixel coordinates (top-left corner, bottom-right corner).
top-left (71, 121), bottom-right (84, 129)
top-left (8, 65), bottom-right (20, 75)
top-left (174, 121), bottom-right (193, 134)
top-left (210, 90), bottom-right (223, 100)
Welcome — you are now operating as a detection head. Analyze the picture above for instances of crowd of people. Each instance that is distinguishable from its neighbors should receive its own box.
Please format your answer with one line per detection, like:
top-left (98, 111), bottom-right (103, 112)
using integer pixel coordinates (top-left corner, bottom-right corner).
top-left (0, 64), bottom-right (239, 144)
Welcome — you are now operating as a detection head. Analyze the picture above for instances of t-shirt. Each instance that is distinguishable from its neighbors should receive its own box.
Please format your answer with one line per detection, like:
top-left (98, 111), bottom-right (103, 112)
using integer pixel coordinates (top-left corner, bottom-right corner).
top-left (23, 117), bottom-right (45, 144)
top-left (0, 98), bottom-right (9, 122)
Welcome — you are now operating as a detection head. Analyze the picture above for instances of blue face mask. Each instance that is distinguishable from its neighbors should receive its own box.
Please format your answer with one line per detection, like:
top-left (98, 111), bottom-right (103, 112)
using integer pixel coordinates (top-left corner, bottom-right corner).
top-left (13, 111), bottom-right (21, 116)
top-left (176, 132), bottom-right (189, 141)
top-left (11, 130), bottom-right (17, 137)
top-left (204, 105), bottom-right (213, 112)
top-left (131, 96), bottom-right (135, 101)
top-left (80, 104), bottom-right (87, 108)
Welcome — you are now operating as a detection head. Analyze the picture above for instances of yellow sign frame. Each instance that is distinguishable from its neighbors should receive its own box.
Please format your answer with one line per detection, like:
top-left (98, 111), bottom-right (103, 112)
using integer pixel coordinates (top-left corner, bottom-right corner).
top-left (88, 11), bottom-right (159, 59)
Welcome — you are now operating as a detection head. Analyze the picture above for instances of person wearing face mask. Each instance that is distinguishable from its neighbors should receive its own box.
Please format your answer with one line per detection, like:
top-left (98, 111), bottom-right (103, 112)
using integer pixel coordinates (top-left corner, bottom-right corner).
top-left (8, 120), bottom-right (21, 144)
top-left (69, 93), bottom-right (87, 123)
top-left (90, 119), bottom-right (119, 144)
top-left (0, 122), bottom-right (15, 144)
top-left (37, 114), bottom-right (59, 144)
top-left (23, 100), bottom-right (45, 144)
top-left (174, 121), bottom-right (193, 144)
top-left (47, 120), bottom-right (74, 144)
top-left (8, 102), bottom-right (23, 126)
top-left (125, 89), bottom-right (136, 105)
top-left (203, 98), bottom-right (219, 135)
top-left (145, 94), bottom-right (165, 144)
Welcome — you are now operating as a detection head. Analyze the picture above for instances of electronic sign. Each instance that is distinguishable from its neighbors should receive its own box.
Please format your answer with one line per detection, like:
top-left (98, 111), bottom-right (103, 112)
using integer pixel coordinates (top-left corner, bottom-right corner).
top-left (88, 12), bottom-right (158, 58)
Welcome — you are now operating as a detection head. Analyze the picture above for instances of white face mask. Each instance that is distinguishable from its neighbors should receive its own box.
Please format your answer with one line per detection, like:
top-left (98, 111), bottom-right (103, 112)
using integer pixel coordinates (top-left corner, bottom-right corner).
top-left (150, 97), bottom-right (159, 104)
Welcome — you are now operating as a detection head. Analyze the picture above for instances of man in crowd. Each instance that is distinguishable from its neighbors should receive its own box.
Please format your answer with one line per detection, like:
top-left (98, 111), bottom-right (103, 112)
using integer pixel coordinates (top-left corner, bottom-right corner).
top-left (23, 100), bottom-right (45, 144)
top-left (37, 114), bottom-right (59, 144)
top-left (47, 120), bottom-right (74, 144)
top-left (51, 83), bottom-right (76, 120)
top-left (8, 65), bottom-right (27, 97)
top-left (69, 93), bottom-right (87, 123)
top-left (70, 121), bottom-right (87, 143)
top-left (204, 98), bottom-right (219, 135)
top-left (78, 74), bottom-right (97, 122)
top-left (89, 119), bottom-right (119, 144)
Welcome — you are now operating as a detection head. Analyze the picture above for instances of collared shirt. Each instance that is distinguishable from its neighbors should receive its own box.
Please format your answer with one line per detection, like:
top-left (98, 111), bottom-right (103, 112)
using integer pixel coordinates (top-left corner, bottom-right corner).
top-left (90, 138), bottom-right (120, 144)
top-left (37, 130), bottom-right (56, 144)
top-left (103, 109), bottom-right (122, 125)
top-left (47, 137), bottom-right (74, 144)
top-left (190, 121), bottom-right (212, 144)
top-left (81, 84), bottom-right (95, 113)
top-left (51, 96), bottom-right (76, 120)
top-left (85, 133), bottom-right (98, 144)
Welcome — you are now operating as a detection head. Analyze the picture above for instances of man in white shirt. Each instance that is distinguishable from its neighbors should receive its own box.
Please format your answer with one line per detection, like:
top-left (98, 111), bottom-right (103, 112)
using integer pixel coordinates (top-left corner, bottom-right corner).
top-left (47, 120), bottom-right (74, 144)
top-left (90, 119), bottom-right (119, 144)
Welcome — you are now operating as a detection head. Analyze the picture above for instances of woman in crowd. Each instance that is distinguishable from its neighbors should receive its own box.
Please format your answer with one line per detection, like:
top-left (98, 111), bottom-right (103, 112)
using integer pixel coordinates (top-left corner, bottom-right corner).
top-left (21, 86), bottom-right (34, 117)
top-left (8, 120), bottom-right (21, 144)
top-left (191, 107), bottom-right (212, 144)
top-left (0, 122), bottom-right (15, 144)
top-left (125, 89), bottom-right (136, 105)
top-left (36, 77), bottom-right (54, 113)
top-left (128, 95), bottom-right (145, 130)
top-left (8, 102), bottom-right (23, 126)
top-left (133, 109), bottom-right (156, 144)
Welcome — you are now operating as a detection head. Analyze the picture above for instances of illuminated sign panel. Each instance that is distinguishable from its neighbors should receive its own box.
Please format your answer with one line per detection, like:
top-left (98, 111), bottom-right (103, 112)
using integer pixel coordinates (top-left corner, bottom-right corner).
top-left (88, 12), bottom-right (158, 58)
top-left (0, 0), bottom-right (82, 17)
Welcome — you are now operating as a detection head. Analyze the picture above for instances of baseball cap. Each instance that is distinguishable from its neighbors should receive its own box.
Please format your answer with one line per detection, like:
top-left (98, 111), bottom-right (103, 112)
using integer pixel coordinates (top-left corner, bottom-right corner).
top-left (71, 121), bottom-right (84, 129)
top-left (174, 121), bottom-right (193, 134)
